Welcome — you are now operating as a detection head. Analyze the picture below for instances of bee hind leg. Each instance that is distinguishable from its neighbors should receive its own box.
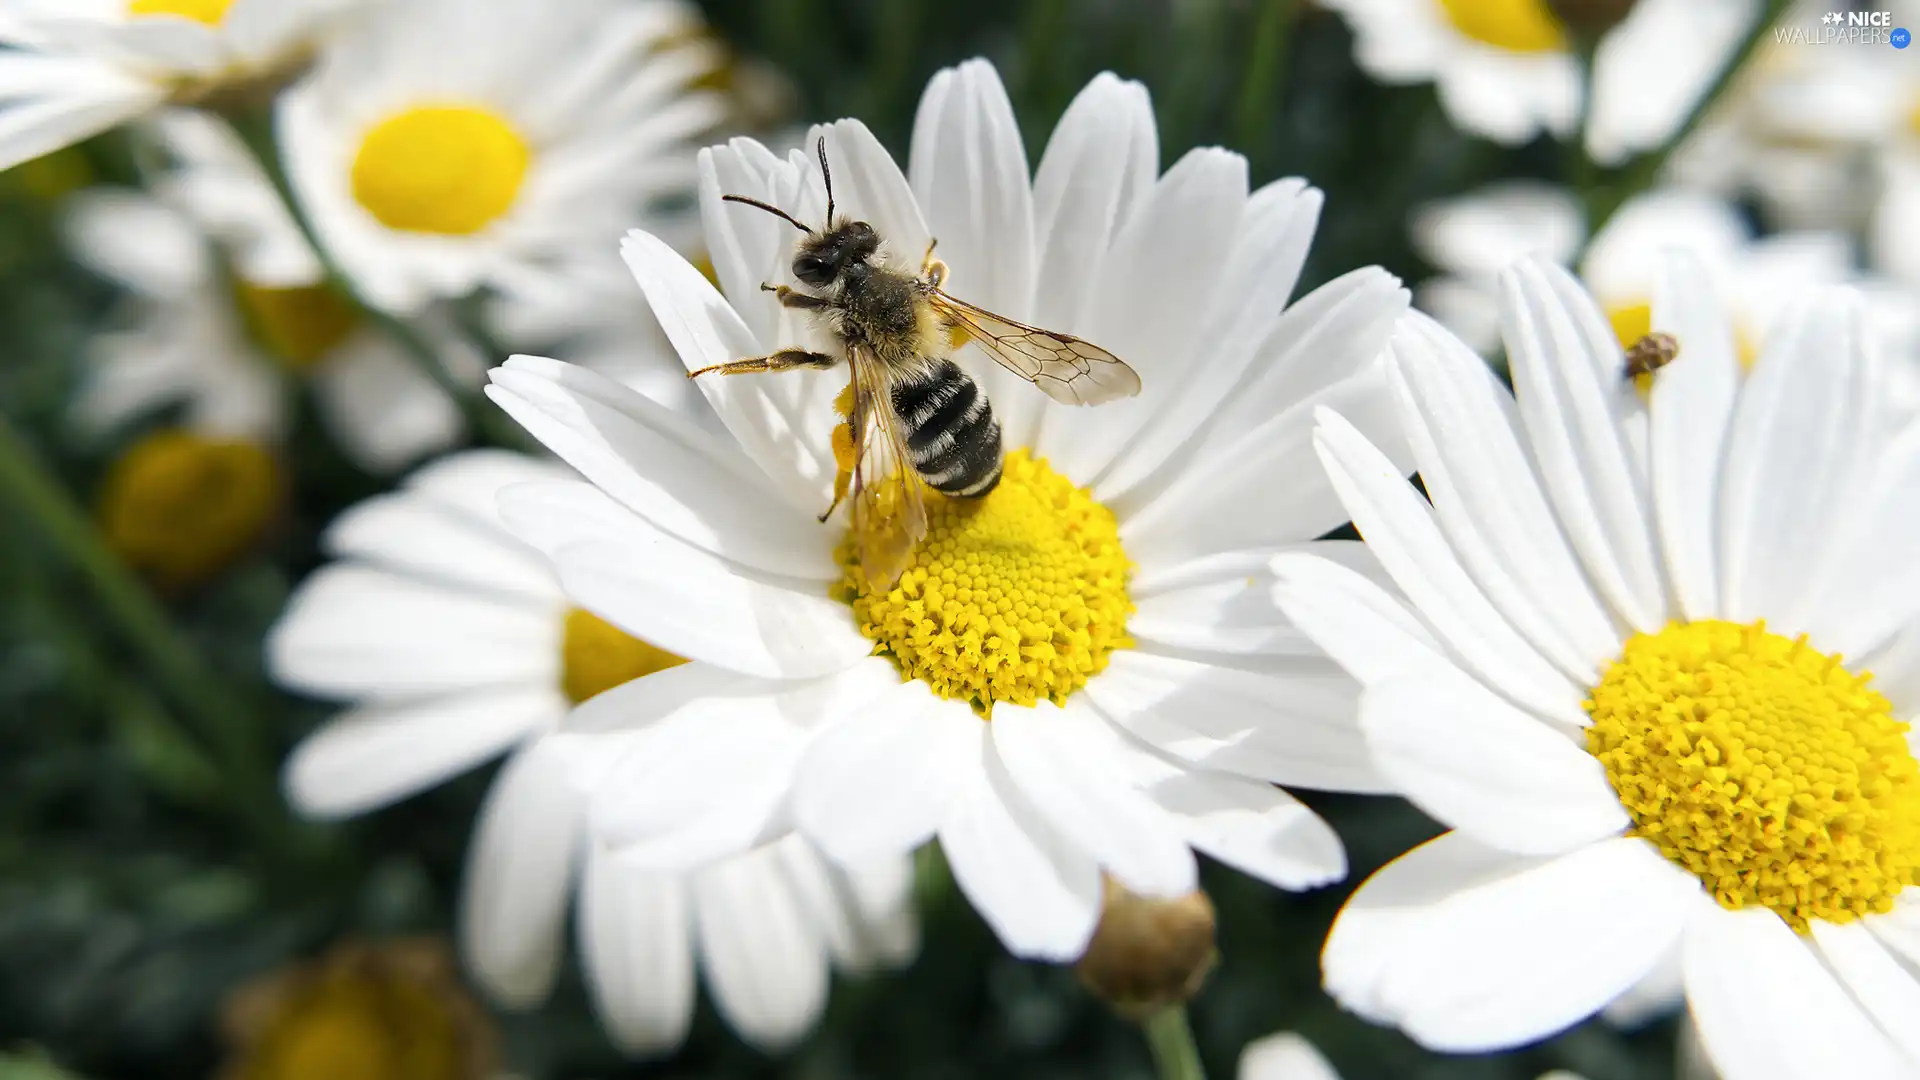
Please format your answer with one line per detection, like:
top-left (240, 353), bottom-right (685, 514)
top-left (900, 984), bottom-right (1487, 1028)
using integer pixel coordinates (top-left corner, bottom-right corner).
top-left (920, 238), bottom-right (946, 287)
top-left (687, 348), bottom-right (837, 379)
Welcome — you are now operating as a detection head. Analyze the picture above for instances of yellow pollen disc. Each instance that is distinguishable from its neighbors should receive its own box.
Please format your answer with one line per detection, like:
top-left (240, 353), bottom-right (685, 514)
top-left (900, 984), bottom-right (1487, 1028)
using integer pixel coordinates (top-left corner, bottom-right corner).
top-left (234, 281), bottom-right (359, 372)
top-left (98, 429), bottom-right (279, 590)
top-left (560, 608), bottom-right (687, 704)
top-left (127, 0), bottom-right (235, 25)
top-left (1437, 0), bottom-right (1565, 52)
top-left (351, 106), bottom-right (529, 235)
top-left (1585, 619), bottom-right (1920, 932)
top-left (834, 449), bottom-right (1133, 715)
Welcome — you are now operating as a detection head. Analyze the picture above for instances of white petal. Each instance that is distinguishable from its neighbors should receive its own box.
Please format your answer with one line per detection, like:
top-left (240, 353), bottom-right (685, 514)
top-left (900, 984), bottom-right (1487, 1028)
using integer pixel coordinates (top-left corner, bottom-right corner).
top-left (1268, 549), bottom-right (1449, 688)
top-left (1717, 292), bottom-right (1875, 639)
top-left (768, 838), bottom-right (919, 974)
top-left (1810, 919), bottom-right (1920, 1063)
top-left (1602, 944), bottom-right (1685, 1028)
top-left (817, 118), bottom-right (931, 264)
top-left (908, 59), bottom-right (1042, 448)
top-left (1142, 768), bottom-right (1346, 891)
top-left (0, 77), bottom-right (161, 173)
top-left (267, 565), bottom-right (560, 698)
top-left (1237, 1032), bottom-right (1342, 1080)
top-left (990, 700), bottom-right (1196, 897)
top-left (1323, 833), bottom-right (1695, 1052)
top-left (311, 337), bottom-right (464, 474)
top-left (622, 224), bottom-right (836, 509)
top-left (486, 355), bottom-right (831, 578)
top-left (1121, 369), bottom-right (1407, 564)
top-left (1387, 311), bottom-right (1621, 683)
top-left (938, 744), bottom-right (1102, 961)
top-left (1812, 420), bottom-right (1920, 659)
top-left (792, 681), bottom-right (983, 866)
top-left (578, 848), bottom-right (694, 1056)
top-left (1309, 406), bottom-right (1589, 726)
top-left (1128, 542), bottom-right (1359, 658)
top-left (459, 741), bottom-right (583, 1008)
top-left (1361, 672), bottom-right (1628, 855)
top-left (1040, 146), bottom-right (1248, 481)
top-left (1085, 649), bottom-right (1390, 794)
top-left (1648, 249), bottom-right (1740, 622)
top-left (321, 489), bottom-right (557, 605)
top-left (1684, 905), bottom-right (1911, 1080)
top-left (1500, 258), bottom-right (1668, 631)
top-left (60, 186), bottom-right (209, 298)
top-left (1028, 72), bottom-right (1157, 337)
top-left (692, 844), bottom-right (830, 1051)
top-left (282, 688), bottom-right (564, 818)
top-left (587, 693), bottom-right (805, 869)
top-left (497, 478), bottom-right (870, 680)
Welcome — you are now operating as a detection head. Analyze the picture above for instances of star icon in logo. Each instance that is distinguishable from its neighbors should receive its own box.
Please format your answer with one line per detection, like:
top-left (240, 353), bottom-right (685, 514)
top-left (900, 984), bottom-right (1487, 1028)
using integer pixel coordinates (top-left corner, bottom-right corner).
top-left (1823, 11), bottom-right (1838, 23)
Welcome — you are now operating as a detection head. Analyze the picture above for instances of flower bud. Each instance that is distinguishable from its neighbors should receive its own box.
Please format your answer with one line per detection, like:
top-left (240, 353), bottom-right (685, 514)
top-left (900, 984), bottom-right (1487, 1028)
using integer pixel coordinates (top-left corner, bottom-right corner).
top-left (1074, 877), bottom-right (1217, 1019)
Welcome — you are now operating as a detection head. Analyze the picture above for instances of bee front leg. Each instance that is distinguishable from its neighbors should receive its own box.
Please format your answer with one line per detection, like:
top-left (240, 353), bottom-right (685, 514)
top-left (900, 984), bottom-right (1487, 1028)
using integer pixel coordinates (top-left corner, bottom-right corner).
top-left (762, 283), bottom-right (833, 310)
top-left (687, 348), bottom-right (837, 379)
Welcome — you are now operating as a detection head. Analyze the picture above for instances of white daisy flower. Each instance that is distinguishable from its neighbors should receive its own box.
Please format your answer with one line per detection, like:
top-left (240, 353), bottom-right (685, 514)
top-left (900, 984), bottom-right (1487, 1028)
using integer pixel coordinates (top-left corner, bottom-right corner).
top-left (62, 110), bottom-right (478, 473)
top-left (483, 59), bottom-right (1412, 961)
top-left (1237, 1031), bottom-right (1589, 1080)
top-left (1270, 254), bottom-right (1920, 1079)
top-left (267, 448), bottom-right (917, 1054)
top-left (275, 0), bottom-right (725, 315)
top-left (1413, 186), bottom-right (1857, 363)
top-left (0, 0), bottom-right (365, 172)
top-left (1320, 0), bottom-right (1751, 156)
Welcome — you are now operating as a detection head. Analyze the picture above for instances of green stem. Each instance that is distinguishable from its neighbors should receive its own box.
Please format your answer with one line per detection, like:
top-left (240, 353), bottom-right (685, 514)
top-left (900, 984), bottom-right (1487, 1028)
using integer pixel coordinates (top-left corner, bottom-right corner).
top-left (0, 415), bottom-right (270, 813)
top-left (236, 115), bottom-right (527, 451)
top-left (1142, 1006), bottom-right (1207, 1080)
top-left (1582, 0), bottom-right (1793, 237)
top-left (1233, 0), bottom-right (1299, 174)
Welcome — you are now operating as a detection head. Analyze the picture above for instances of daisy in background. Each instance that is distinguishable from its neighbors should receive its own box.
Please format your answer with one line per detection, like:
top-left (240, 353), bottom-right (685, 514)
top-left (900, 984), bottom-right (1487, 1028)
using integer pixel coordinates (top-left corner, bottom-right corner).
top-left (267, 448), bottom-right (917, 1055)
top-left (1271, 255), bottom-right (1920, 1079)
top-left (1320, 0), bottom-right (1755, 157)
top-left (0, 0), bottom-right (367, 172)
top-left (485, 58), bottom-right (1409, 961)
top-left (276, 0), bottom-right (724, 315)
top-left (63, 109), bottom-right (479, 474)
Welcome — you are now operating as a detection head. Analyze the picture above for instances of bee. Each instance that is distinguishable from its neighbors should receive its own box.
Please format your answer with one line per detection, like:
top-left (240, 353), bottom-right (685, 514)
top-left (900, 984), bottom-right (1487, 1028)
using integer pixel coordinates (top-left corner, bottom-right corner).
top-left (1623, 331), bottom-right (1680, 381)
top-left (690, 137), bottom-right (1142, 587)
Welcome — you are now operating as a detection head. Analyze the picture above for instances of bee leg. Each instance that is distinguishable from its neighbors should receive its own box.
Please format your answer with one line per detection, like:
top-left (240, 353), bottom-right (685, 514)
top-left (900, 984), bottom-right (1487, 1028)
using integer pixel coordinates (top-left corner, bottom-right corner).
top-left (761, 283), bottom-right (833, 310)
top-left (921, 239), bottom-right (946, 288)
top-left (687, 349), bottom-right (837, 379)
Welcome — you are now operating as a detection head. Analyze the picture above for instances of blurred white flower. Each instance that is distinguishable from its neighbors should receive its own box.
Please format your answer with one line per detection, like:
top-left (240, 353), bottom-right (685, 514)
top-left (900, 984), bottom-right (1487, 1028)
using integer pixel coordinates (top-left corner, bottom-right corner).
top-left (0, 0), bottom-right (366, 171)
top-left (62, 110), bottom-right (477, 473)
top-left (1321, 0), bottom-right (1753, 157)
top-left (267, 448), bottom-right (917, 1055)
top-left (483, 59), bottom-right (1408, 962)
top-left (1414, 185), bottom-right (1863, 360)
top-left (275, 0), bottom-right (724, 314)
top-left (1272, 257), bottom-right (1920, 1080)
top-left (1237, 1031), bottom-right (1589, 1080)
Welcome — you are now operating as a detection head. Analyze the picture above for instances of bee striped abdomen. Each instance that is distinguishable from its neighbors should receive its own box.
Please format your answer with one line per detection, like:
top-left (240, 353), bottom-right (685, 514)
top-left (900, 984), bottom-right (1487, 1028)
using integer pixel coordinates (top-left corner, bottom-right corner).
top-left (893, 359), bottom-right (1002, 498)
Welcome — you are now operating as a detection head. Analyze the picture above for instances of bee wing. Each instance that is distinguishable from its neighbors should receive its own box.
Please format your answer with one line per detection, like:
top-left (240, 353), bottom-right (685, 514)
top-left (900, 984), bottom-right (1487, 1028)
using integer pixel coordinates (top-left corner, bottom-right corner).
top-left (846, 340), bottom-right (929, 589)
top-left (928, 289), bottom-right (1142, 406)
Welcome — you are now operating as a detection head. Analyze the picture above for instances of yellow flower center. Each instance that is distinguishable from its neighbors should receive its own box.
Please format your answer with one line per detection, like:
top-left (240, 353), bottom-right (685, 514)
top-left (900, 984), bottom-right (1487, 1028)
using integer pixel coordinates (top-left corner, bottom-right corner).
top-left (350, 106), bottom-right (530, 235)
top-left (560, 608), bottom-right (687, 704)
top-left (1437, 0), bottom-right (1565, 52)
top-left (835, 449), bottom-right (1133, 715)
top-left (1607, 300), bottom-right (1756, 397)
top-left (126, 0), bottom-right (235, 25)
top-left (238, 969), bottom-right (463, 1080)
top-left (234, 281), bottom-right (359, 373)
top-left (98, 430), bottom-right (279, 590)
top-left (1585, 620), bottom-right (1920, 932)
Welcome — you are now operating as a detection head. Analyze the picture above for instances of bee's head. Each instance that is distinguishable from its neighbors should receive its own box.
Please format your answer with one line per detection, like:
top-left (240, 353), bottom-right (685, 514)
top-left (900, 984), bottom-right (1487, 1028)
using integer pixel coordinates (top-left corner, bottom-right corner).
top-left (793, 220), bottom-right (878, 287)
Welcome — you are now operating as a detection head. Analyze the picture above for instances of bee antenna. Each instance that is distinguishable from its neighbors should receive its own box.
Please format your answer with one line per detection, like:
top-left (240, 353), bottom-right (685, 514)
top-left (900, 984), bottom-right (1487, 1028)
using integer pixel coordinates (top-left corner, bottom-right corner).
top-left (720, 194), bottom-right (812, 234)
top-left (816, 135), bottom-right (835, 224)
